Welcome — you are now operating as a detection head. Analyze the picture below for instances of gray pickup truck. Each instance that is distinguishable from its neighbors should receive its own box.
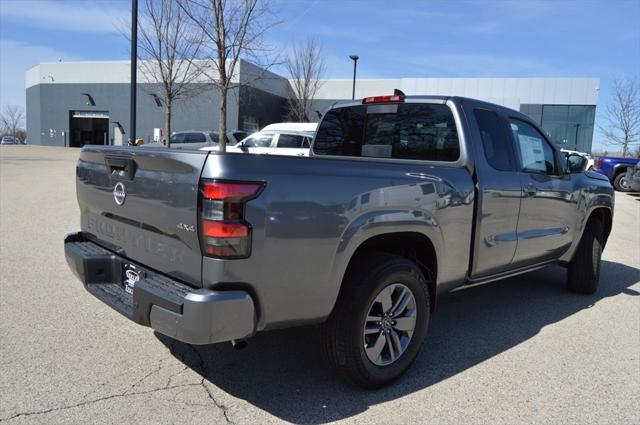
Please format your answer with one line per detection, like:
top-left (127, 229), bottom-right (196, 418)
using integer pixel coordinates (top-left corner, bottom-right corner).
top-left (64, 95), bottom-right (614, 388)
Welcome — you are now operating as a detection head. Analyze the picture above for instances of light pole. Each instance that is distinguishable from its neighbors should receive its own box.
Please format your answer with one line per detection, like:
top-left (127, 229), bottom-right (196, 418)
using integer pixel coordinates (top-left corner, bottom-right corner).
top-left (130, 0), bottom-right (138, 142)
top-left (349, 55), bottom-right (359, 100)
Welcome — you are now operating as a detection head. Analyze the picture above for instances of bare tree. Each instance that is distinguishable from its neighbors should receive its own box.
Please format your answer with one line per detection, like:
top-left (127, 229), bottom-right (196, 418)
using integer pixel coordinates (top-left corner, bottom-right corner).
top-left (0, 105), bottom-right (26, 140)
top-left (285, 39), bottom-right (325, 122)
top-left (136, 0), bottom-right (206, 147)
top-left (177, 0), bottom-right (275, 151)
top-left (599, 77), bottom-right (640, 157)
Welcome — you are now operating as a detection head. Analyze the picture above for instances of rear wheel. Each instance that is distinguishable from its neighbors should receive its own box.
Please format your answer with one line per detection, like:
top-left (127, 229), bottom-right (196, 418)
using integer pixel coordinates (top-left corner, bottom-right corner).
top-left (567, 218), bottom-right (604, 294)
top-left (322, 252), bottom-right (431, 388)
top-left (613, 172), bottom-right (631, 192)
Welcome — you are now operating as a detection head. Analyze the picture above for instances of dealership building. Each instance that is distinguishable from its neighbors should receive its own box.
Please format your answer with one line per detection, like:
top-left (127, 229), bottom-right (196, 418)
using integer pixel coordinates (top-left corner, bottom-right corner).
top-left (26, 60), bottom-right (599, 152)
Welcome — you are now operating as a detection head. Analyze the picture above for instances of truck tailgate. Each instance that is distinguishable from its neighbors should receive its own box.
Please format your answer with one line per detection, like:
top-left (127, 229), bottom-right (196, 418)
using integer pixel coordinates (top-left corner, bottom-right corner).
top-left (76, 146), bottom-right (208, 287)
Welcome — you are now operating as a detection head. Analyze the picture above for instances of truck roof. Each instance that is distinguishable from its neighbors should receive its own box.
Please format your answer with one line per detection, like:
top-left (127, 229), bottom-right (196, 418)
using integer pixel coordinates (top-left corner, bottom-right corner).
top-left (329, 95), bottom-right (527, 120)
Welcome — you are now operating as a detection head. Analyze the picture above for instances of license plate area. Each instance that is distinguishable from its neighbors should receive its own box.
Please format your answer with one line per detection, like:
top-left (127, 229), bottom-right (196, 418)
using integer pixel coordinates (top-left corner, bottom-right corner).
top-left (122, 263), bottom-right (143, 295)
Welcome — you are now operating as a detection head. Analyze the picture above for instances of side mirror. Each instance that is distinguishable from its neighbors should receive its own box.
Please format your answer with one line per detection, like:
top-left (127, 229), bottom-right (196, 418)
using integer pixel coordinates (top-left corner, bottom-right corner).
top-left (566, 153), bottom-right (587, 173)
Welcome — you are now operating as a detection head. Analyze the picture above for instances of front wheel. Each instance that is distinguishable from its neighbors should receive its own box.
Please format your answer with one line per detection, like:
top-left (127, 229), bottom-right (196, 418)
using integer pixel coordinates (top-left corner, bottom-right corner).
top-left (322, 253), bottom-right (431, 388)
top-left (613, 172), bottom-right (632, 192)
top-left (567, 219), bottom-right (604, 294)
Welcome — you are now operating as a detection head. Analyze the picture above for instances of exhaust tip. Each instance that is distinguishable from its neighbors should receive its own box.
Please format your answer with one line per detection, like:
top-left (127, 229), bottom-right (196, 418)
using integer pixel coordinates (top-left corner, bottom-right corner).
top-left (231, 339), bottom-right (248, 350)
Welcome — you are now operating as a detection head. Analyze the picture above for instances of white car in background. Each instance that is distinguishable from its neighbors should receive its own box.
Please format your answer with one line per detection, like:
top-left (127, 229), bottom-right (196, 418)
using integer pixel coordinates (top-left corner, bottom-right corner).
top-left (203, 122), bottom-right (317, 157)
top-left (561, 148), bottom-right (594, 170)
top-left (1, 136), bottom-right (17, 145)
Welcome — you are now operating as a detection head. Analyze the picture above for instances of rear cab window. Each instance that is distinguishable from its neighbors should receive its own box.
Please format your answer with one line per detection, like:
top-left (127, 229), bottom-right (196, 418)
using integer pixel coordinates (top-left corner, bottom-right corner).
top-left (313, 103), bottom-right (459, 161)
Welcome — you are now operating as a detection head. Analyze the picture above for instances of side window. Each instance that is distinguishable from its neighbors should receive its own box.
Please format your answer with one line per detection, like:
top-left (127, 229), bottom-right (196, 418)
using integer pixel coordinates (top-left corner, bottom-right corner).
top-left (474, 109), bottom-right (513, 171)
top-left (509, 119), bottom-right (558, 175)
top-left (170, 133), bottom-right (187, 144)
top-left (302, 137), bottom-right (311, 148)
top-left (209, 132), bottom-right (220, 143)
top-left (170, 133), bottom-right (185, 144)
top-left (243, 133), bottom-right (274, 147)
top-left (185, 133), bottom-right (205, 144)
top-left (313, 103), bottom-right (459, 161)
top-left (276, 134), bottom-right (304, 148)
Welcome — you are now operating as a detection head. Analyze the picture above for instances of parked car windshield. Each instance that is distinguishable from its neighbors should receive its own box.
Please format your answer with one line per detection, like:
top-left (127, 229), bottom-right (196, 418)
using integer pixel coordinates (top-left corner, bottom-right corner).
top-left (233, 131), bottom-right (248, 141)
top-left (241, 133), bottom-right (274, 147)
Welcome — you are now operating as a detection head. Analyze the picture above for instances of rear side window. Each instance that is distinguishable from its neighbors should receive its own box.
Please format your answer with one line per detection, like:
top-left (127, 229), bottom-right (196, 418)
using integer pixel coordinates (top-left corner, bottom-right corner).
top-left (313, 103), bottom-right (459, 161)
top-left (474, 109), bottom-right (513, 171)
top-left (185, 133), bottom-right (205, 144)
top-left (276, 134), bottom-right (305, 148)
top-left (170, 133), bottom-right (185, 144)
top-left (209, 132), bottom-right (220, 143)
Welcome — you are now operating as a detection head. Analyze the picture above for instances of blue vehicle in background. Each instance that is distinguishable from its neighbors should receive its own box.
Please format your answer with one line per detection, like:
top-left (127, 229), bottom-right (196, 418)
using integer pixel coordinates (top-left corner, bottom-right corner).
top-left (594, 156), bottom-right (640, 191)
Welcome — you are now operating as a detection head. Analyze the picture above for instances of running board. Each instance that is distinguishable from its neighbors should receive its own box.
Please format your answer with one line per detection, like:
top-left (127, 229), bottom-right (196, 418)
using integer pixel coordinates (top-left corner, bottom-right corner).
top-left (455, 260), bottom-right (559, 291)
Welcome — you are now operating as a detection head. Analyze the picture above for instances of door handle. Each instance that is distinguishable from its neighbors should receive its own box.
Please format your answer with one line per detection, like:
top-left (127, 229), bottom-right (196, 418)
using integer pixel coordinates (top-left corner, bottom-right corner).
top-left (525, 183), bottom-right (537, 197)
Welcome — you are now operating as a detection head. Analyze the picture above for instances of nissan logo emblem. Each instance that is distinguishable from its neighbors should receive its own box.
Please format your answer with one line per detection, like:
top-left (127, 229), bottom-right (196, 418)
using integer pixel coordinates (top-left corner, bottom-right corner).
top-left (113, 182), bottom-right (126, 205)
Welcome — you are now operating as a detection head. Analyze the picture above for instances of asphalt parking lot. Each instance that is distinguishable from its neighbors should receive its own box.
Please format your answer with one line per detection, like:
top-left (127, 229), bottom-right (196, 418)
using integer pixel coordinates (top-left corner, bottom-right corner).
top-left (1, 146), bottom-right (638, 424)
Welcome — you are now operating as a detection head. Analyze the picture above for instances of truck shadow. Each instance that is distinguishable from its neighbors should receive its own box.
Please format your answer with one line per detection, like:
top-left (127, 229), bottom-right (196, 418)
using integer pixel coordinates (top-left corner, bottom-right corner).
top-left (157, 260), bottom-right (639, 424)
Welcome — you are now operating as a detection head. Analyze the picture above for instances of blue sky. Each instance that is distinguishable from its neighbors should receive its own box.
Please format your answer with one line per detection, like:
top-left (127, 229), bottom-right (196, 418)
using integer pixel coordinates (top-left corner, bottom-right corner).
top-left (1, 0), bottom-right (638, 151)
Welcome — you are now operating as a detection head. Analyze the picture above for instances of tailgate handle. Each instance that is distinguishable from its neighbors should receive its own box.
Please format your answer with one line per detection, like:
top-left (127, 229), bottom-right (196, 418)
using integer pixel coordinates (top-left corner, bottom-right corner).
top-left (105, 156), bottom-right (137, 180)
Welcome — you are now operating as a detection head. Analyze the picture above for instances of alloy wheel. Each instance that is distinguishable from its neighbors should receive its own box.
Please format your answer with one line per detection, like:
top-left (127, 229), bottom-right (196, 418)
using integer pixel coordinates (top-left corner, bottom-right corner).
top-left (363, 283), bottom-right (417, 366)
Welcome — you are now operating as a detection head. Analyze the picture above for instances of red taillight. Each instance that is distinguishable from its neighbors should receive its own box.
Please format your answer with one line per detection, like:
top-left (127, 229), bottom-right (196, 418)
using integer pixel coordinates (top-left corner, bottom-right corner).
top-left (199, 180), bottom-right (263, 258)
top-left (594, 158), bottom-right (602, 170)
top-left (203, 182), bottom-right (262, 201)
top-left (202, 221), bottom-right (249, 238)
top-left (362, 95), bottom-right (405, 104)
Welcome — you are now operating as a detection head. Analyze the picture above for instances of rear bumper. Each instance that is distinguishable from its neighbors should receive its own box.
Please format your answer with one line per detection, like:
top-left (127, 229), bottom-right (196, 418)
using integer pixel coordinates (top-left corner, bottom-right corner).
top-left (64, 233), bottom-right (256, 345)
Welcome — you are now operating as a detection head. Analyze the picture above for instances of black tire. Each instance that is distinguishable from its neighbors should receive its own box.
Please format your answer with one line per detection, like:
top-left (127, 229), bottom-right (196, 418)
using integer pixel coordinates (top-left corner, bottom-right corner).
top-left (613, 172), bottom-right (631, 192)
top-left (567, 218), bottom-right (604, 294)
top-left (321, 252), bottom-right (431, 388)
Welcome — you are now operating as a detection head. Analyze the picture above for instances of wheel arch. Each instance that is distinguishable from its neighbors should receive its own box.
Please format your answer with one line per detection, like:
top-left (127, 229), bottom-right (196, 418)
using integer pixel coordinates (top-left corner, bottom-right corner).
top-left (588, 207), bottom-right (613, 247)
top-left (335, 232), bottom-right (438, 313)
top-left (611, 164), bottom-right (628, 180)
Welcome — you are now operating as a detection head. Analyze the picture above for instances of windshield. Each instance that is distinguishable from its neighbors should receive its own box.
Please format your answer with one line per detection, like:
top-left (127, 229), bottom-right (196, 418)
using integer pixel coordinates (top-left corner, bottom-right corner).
top-left (240, 133), bottom-right (274, 147)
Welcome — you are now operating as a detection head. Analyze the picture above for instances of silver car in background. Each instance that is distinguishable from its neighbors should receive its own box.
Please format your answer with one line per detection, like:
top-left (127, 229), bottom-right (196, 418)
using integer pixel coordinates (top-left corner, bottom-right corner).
top-left (625, 162), bottom-right (640, 192)
top-left (169, 130), bottom-right (248, 149)
top-left (143, 130), bottom-right (249, 149)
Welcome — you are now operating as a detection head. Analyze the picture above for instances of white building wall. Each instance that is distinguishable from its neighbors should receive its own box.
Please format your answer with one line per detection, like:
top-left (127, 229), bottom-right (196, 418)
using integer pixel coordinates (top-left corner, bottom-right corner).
top-left (313, 77), bottom-right (600, 108)
top-left (27, 61), bottom-right (599, 108)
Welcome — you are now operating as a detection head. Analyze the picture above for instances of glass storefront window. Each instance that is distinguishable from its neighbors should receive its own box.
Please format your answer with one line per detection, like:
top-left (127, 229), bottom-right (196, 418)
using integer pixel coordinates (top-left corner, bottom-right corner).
top-left (520, 104), bottom-right (596, 153)
top-left (542, 105), bottom-right (595, 152)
